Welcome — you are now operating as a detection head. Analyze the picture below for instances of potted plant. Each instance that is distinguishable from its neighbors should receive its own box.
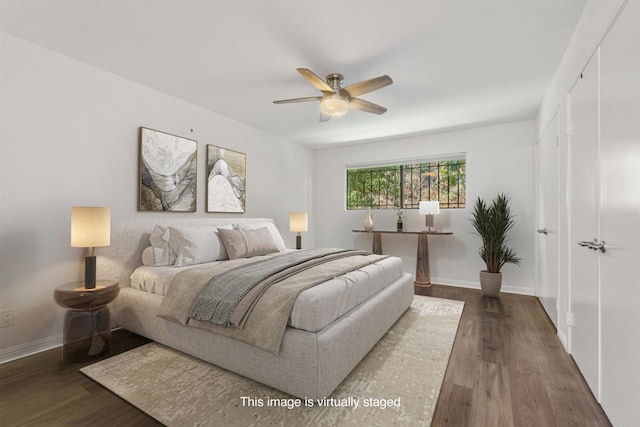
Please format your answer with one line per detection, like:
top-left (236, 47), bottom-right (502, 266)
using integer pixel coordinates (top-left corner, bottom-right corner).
top-left (470, 193), bottom-right (520, 297)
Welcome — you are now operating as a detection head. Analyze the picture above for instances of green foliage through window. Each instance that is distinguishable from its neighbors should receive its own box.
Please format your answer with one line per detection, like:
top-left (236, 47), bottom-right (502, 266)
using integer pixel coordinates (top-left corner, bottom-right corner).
top-left (346, 159), bottom-right (466, 210)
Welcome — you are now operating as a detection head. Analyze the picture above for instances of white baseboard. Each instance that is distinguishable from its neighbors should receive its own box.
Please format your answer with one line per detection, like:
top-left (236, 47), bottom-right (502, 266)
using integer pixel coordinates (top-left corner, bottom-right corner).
top-left (0, 333), bottom-right (62, 364)
top-left (0, 327), bottom-right (125, 364)
top-left (557, 328), bottom-right (569, 352)
top-left (430, 277), bottom-right (535, 296)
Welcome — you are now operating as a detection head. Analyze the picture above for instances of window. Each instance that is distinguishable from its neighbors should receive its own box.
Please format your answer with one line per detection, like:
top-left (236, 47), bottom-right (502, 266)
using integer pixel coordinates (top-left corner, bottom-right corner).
top-left (346, 156), bottom-right (466, 210)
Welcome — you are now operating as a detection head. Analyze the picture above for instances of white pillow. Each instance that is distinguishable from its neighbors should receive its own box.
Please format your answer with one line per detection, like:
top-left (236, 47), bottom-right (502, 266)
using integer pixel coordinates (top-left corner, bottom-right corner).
top-left (148, 225), bottom-right (176, 266)
top-left (168, 226), bottom-right (230, 266)
top-left (141, 246), bottom-right (155, 266)
top-left (237, 222), bottom-right (286, 251)
top-left (141, 245), bottom-right (172, 266)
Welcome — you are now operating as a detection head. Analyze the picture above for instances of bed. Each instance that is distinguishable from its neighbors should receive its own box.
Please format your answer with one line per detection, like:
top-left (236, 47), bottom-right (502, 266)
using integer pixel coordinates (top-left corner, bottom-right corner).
top-left (97, 217), bottom-right (414, 399)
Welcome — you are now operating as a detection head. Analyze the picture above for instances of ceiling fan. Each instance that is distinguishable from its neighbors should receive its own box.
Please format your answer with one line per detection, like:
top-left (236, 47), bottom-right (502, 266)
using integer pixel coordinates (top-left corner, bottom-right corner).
top-left (273, 68), bottom-right (393, 122)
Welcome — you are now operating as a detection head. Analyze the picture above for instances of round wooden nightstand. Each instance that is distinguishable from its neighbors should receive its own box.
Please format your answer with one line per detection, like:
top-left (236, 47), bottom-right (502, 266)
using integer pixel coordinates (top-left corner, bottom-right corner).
top-left (54, 280), bottom-right (119, 362)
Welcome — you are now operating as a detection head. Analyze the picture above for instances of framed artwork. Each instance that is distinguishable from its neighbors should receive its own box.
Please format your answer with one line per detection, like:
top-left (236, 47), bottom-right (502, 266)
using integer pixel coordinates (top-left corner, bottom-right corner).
top-left (139, 127), bottom-right (197, 212)
top-left (206, 145), bottom-right (246, 213)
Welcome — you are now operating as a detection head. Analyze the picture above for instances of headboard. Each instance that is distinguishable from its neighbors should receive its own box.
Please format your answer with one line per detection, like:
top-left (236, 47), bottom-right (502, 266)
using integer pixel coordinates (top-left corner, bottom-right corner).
top-left (96, 217), bottom-right (277, 288)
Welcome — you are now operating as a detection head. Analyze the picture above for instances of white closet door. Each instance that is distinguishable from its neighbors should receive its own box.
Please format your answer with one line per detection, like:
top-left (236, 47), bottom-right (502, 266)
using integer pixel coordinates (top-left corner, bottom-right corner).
top-left (599, 1), bottom-right (640, 424)
top-left (536, 113), bottom-right (559, 327)
top-left (568, 52), bottom-right (600, 399)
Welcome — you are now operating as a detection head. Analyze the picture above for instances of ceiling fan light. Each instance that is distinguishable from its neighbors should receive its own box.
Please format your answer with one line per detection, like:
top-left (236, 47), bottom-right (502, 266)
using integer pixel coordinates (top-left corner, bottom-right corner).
top-left (320, 97), bottom-right (349, 116)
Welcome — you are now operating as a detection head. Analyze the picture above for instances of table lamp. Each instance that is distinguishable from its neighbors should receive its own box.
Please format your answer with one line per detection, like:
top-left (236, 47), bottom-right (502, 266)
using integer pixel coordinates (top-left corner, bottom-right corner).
top-left (71, 207), bottom-right (111, 289)
top-left (290, 212), bottom-right (308, 250)
top-left (419, 201), bottom-right (440, 231)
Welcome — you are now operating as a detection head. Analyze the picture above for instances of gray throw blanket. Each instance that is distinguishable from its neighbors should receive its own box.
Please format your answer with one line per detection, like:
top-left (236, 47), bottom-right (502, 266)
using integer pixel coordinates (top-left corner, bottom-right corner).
top-left (189, 248), bottom-right (349, 327)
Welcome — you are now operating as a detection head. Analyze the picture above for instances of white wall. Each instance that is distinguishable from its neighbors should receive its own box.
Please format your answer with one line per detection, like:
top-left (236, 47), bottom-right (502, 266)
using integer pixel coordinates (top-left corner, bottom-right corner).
top-left (313, 120), bottom-right (536, 294)
top-left (535, 0), bottom-right (626, 349)
top-left (537, 0), bottom-right (625, 137)
top-left (0, 34), bottom-right (313, 361)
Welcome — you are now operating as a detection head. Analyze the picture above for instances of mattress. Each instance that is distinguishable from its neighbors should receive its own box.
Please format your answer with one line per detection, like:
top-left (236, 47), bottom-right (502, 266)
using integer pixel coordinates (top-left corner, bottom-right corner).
top-left (130, 255), bottom-right (403, 333)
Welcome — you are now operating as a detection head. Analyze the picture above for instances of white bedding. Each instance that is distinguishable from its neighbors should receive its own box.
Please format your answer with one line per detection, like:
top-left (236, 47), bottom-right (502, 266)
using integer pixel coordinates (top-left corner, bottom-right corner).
top-left (129, 249), bottom-right (301, 295)
top-left (131, 264), bottom-right (213, 295)
top-left (130, 255), bottom-right (403, 333)
top-left (289, 257), bottom-right (403, 332)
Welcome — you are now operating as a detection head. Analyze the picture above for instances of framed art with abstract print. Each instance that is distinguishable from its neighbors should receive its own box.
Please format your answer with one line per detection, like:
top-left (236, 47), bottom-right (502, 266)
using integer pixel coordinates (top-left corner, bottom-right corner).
top-left (139, 127), bottom-right (197, 212)
top-left (206, 145), bottom-right (246, 213)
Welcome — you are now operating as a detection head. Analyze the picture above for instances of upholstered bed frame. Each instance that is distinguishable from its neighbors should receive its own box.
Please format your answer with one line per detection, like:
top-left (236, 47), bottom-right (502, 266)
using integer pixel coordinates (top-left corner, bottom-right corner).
top-left (98, 217), bottom-right (414, 399)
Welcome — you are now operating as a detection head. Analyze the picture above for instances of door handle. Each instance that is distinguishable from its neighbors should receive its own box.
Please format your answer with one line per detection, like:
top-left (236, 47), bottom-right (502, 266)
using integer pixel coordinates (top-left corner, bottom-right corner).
top-left (537, 228), bottom-right (550, 235)
top-left (590, 239), bottom-right (606, 253)
top-left (577, 239), bottom-right (607, 253)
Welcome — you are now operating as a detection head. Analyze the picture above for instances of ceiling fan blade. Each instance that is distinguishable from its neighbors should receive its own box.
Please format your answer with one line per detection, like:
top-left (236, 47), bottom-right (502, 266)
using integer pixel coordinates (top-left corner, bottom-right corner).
top-left (273, 96), bottom-right (322, 104)
top-left (343, 75), bottom-right (393, 97)
top-left (319, 112), bottom-right (331, 122)
top-left (297, 68), bottom-right (334, 93)
top-left (349, 98), bottom-right (387, 115)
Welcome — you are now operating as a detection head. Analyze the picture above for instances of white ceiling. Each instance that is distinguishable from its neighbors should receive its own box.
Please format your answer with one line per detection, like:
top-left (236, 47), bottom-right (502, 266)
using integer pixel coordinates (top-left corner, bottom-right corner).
top-left (1, 0), bottom-right (586, 148)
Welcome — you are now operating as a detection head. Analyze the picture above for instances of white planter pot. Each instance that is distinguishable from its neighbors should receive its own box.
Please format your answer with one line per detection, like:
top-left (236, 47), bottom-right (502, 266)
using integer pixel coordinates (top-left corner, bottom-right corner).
top-left (479, 271), bottom-right (502, 297)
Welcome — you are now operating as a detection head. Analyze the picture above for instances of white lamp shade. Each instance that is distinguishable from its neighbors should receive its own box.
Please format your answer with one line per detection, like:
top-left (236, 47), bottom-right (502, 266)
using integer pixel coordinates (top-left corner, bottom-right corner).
top-left (419, 201), bottom-right (440, 215)
top-left (290, 212), bottom-right (308, 232)
top-left (71, 207), bottom-right (111, 248)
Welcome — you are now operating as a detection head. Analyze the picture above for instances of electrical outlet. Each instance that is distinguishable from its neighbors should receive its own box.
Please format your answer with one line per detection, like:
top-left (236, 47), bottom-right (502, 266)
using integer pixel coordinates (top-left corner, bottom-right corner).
top-left (567, 312), bottom-right (575, 326)
top-left (1, 309), bottom-right (15, 328)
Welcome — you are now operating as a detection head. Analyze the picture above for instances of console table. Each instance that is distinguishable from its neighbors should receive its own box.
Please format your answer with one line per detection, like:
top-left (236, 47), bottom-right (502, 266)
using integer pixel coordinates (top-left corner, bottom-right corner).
top-left (352, 229), bottom-right (453, 287)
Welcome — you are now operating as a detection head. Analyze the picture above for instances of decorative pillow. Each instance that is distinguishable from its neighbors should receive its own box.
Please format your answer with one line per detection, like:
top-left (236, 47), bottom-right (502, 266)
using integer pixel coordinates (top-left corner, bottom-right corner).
top-left (168, 226), bottom-right (230, 266)
top-left (218, 227), bottom-right (281, 260)
top-left (142, 246), bottom-right (174, 266)
top-left (213, 225), bottom-right (234, 260)
top-left (237, 223), bottom-right (286, 251)
top-left (147, 225), bottom-right (176, 266)
top-left (141, 246), bottom-right (155, 266)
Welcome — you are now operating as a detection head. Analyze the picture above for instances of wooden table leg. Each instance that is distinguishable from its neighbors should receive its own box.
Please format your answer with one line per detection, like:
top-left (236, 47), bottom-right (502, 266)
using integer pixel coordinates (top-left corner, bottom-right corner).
top-left (62, 306), bottom-right (111, 362)
top-left (415, 233), bottom-right (431, 287)
top-left (372, 232), bottom-right (383, 255)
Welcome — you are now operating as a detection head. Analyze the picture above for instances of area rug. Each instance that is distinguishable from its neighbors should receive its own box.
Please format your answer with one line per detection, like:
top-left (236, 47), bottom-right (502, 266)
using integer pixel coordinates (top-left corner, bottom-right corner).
top-left (81, 295), bottom-right (464, 426)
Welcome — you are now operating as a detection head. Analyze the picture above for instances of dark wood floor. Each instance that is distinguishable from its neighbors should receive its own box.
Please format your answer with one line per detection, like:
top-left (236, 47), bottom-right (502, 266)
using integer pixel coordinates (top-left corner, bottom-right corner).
top-left (0, 285), bottom-right (611, 426)
top-left (421, 285), bottom-right (611, 427)
top-left (0, 330), bottom-right (159, 426)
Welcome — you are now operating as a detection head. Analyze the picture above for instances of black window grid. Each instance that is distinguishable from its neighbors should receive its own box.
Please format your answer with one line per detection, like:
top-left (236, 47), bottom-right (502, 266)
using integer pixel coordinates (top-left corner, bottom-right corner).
top-left (346, 160), bottom-right (466, 210)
